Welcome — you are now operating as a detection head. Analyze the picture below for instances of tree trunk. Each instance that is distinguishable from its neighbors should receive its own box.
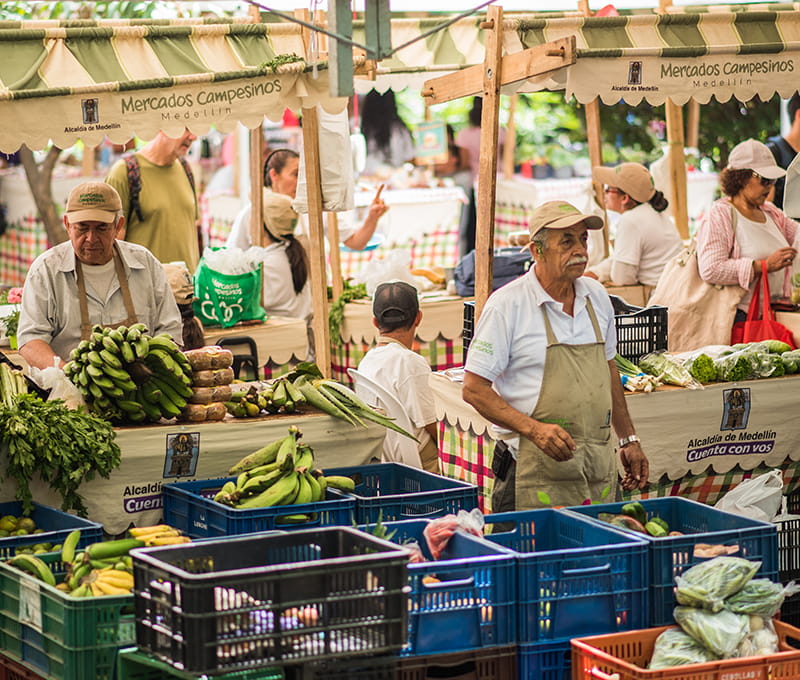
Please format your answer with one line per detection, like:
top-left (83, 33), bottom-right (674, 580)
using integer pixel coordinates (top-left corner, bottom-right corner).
top-left (18, 145), bottom-right (66, 247)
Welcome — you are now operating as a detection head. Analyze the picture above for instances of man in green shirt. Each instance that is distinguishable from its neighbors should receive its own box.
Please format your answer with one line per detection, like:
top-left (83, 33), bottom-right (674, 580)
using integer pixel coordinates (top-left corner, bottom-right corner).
top-left (106, 129), bottom-right (200, 273)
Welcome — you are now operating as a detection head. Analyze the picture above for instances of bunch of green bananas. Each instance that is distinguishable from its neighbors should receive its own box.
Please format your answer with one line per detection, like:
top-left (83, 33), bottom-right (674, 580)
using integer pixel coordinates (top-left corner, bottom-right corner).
top-left (223, 377), bottom-right (306, 418)
top-left (64, 324), bottom-right (193, 424)
top-left (216, 427), bottom-right (356, 519)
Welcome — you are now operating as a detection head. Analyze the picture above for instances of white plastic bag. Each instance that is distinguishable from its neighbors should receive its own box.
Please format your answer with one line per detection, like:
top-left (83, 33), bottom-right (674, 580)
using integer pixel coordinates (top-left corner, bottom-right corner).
top-left (29, 358), bottom-right (85, 410)
top-left (294, 105), bottom-right (354, 213)
top-left (354, 250), bottom-right (419, 296)
top-left (715, 469), bottom-right (783, 522)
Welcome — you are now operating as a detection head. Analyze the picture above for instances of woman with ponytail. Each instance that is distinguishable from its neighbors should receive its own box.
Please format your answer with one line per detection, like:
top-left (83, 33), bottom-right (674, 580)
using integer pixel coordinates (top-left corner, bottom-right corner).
top-left (585, 162), bottom-right (682, 287)
top-left (259, 191), bottom-right (311, 322)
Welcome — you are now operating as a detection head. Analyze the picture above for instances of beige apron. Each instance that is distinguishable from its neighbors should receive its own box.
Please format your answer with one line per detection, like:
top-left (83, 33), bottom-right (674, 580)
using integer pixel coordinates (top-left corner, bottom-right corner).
top-left (514, 298), bottom-right (617, 509)
top-left (75, 243), bottom-right (139, 341)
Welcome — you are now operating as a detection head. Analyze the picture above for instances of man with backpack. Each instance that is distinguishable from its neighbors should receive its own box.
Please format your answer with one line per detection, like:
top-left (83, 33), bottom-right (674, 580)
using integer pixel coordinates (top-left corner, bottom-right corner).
top-left (766, 93), bottom-right (800, 214)
top-left (106, 129), bottom-right (201, 273)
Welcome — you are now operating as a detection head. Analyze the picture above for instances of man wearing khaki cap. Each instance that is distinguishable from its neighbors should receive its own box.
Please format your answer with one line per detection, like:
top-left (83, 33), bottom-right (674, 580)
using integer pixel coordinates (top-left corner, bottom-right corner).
top-left (462, 200), bottom-right (649, 512)
top-left (17, 181), bottom-right (181, 370)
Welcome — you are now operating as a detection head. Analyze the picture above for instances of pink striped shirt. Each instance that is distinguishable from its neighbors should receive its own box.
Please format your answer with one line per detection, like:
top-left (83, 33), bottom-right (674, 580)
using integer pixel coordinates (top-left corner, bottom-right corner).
top-left (697, 198), bottom-right (798, 292)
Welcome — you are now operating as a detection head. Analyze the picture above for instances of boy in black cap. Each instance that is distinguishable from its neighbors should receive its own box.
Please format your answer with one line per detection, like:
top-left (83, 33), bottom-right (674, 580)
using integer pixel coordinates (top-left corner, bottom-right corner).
top-left (357, 281), bottom-right (440, 473)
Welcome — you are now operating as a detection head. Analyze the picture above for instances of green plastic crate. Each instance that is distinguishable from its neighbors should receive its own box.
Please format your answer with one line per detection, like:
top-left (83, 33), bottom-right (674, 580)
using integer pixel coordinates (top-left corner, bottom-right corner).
top-left (0, 557), bottom-right (134, 680)
top-left (116, 648), bottom-right (284, 680)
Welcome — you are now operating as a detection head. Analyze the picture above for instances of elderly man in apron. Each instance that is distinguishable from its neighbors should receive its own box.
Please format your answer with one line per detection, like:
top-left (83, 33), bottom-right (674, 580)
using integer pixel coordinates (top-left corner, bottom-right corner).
top-left (17, 181), bottom-right (181, 370)
top-left (463, 200), bottom-right (649, 511)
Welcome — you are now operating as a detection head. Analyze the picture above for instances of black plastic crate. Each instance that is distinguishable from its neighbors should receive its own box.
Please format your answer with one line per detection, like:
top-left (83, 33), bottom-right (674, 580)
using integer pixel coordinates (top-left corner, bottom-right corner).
top-left (780, 492), bottom-right (800, 625)
top-left (614, 305), bottom-right (668, 364)
top-left (132, 527), bottom-right (411, 676)
top-left (291, 645), bottom-right (517, 680)
top-left (463, 300), bottom-right (668, 365)
top-left (463, 300), bottom-right (474, 363)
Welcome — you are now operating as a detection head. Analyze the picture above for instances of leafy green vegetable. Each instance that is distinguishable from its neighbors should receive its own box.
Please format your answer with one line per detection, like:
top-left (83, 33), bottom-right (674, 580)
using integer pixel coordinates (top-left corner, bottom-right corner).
top-left (260, 53), bottom-right (305, 73)
top-left (754, 340), bottom-right (792, 354)
top-left (714, 351), bottom-right (755, 382)
top-left (724, 578), bottom-right (789, 617)
top-left (328, 281), bottom-right (367, 341)
top-left (686, 353), bottom-right (718, 383)
top-left (0, 395), bottom-right (121, 515)
top-left (614, 354), bottom-right (642, 378)
top-left (781, 350), bottom-right (800, 374)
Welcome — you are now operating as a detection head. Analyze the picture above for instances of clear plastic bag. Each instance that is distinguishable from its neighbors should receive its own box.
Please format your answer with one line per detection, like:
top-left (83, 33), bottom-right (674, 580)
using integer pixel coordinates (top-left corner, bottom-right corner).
top-left (737, 616), bottom-right (779, 658)
top-left (673, 606), bottom-right (750, 658)
top-left (674, 556), bottom-right (761, 612)
top-left (29, 359), bottom-right (85, 410)
top-left (715, 469), bottom-right (783, 523)
top-left (725, 579), bottom-right (800, 617)
top-left (422, 509), bottom-right (484, 560)
top-left (354, 250), bottom-right (420, 297)
top-left (649, 627), bottom-right (719, 669)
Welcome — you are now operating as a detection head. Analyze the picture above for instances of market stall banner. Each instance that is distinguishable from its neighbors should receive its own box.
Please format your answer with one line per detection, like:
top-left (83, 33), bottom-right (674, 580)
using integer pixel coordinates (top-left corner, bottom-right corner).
top-left (0, 19), bottom-right (347, 152)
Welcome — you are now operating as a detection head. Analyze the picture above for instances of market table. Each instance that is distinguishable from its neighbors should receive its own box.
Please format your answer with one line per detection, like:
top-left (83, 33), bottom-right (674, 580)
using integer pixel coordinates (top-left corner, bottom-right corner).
top-left (203, 315), bottom-right (308, 379)
top-left (430, 370), bottom-right (800, 512)
top-left (331, 292), bottom-right (468, 385)
top-left (0, 411), bottom-right (385, 535)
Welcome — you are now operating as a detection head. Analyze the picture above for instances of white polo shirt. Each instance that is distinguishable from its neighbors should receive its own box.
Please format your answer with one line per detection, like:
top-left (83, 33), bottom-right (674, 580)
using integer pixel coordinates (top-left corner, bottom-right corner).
top-left (464, 267), bottom-right (617, 447)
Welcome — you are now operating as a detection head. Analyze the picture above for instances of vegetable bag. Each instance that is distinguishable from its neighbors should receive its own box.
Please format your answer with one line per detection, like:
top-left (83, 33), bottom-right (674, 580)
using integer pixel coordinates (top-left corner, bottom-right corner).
top-left (731, 263), bottom-right (796, 349)
top-left (193, 255), bottom-right (266, 328)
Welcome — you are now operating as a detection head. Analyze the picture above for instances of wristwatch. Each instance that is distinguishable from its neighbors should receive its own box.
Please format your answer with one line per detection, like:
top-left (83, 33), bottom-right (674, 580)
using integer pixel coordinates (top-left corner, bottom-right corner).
top-left (618, 434), bottom-right (641, 448)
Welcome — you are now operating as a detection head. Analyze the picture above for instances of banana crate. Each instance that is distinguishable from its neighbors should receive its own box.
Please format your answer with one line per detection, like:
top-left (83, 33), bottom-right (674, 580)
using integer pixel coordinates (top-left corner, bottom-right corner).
top-left (132, 527), bottom-right (411, 676)
top-left (323, 462), bottom-right (479, 524)
top-left (0, 553), bottom-right (134, 680)
top-left (0, 501), bottom-right (103, 560)
top-left (564, 497), bottom-right (779, 626)
top-left (162, 476), bottom-right (356, 538)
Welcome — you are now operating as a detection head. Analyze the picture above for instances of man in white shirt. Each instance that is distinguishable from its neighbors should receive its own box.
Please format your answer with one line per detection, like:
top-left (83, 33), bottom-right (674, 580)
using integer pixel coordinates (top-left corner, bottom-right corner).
top-left (463, 201), bottom-right (649, 512)
top-left (357, 281), bottom-right (440, 474)
top-left (18, 182), bottom-right (181, 369)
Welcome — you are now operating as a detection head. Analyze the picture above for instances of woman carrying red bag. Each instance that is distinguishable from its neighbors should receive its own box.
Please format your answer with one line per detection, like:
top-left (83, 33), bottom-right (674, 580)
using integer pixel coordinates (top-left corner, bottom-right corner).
top-left (697, 139), bottom-right (798, 346)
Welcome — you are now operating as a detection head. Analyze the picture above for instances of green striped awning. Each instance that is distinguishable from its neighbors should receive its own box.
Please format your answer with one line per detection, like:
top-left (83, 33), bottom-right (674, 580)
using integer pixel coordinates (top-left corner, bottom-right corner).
top-left (357, 6), bottom-right (800, 105)
top-left (0, 19), bottom-right (347, 153)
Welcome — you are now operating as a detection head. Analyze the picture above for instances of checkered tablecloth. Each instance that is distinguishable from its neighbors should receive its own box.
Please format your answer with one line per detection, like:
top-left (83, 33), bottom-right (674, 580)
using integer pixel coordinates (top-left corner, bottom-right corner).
top-left (0, 214), bottom-right (49, 288)
top-left (331, 334), bottom-right (462, 387)
top-left (438, 419), bottom-right (494, 513)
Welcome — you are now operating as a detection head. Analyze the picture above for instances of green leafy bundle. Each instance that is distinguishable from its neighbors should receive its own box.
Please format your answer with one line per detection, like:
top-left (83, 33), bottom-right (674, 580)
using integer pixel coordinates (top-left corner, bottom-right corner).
top-left (0, 395), bottom-right (121, 516)
top-left (328, 282), bottom-right (367, 341)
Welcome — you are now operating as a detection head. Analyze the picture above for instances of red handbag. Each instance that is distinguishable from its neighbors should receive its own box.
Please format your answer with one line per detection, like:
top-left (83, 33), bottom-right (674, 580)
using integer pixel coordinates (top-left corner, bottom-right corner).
top-left (731, 261), bottom-right (797, 348)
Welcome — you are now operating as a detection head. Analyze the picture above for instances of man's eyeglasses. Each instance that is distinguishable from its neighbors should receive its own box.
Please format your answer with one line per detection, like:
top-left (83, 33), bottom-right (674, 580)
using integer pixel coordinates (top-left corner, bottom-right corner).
top-left (71, 223), bottom-right (115, 236)
top-left (752, 171), bottom-right (776, 187)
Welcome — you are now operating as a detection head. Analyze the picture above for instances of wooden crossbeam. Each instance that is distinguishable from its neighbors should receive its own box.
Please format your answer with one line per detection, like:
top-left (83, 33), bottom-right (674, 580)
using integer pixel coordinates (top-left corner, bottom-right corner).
top-left (421, 36), bottom-right (576, 106)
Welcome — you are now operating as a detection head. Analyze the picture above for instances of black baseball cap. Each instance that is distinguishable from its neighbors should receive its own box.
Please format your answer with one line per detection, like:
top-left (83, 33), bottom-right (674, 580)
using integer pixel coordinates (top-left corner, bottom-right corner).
top-left (373, 280), bottom-right (419, 327)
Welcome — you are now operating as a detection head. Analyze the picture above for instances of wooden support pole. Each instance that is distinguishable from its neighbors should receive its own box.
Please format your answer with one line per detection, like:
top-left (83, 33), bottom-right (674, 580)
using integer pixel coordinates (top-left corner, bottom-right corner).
top-left (665, 98), bottom-right (689, 240)
top-left (82, 144), bottom-right (96, 177)
top-left (301, 106), bottom-right (332, 377)
top-left (502, 94), bottom-right (517, 179)
top-left (584, 99), bottom-right (609, 258)
top-left (248, 127), bottom-right (265, 249)
top-left (686, 100), bottom-right (700, 151)
top-left (474, 5), bottom-right (503, 321)
top-left (327, 212), bottom-right (344, 300)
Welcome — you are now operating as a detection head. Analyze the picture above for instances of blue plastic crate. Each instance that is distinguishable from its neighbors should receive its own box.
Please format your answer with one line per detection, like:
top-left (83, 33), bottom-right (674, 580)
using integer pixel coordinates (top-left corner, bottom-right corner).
top-left (0, 502), bottom-right (103, 560)
top-left (518, 639), bottom-right (571, 680)
top-left (366, 519), bottom-right (516, 655)
top-left (162, 477), bottom-right (356, 537)
top-left (324, 463), bottom-right (478, 523)
top-left (564, 496), bottom-right (779, 626)
top-left (484, 509), bottom-right (649, 644)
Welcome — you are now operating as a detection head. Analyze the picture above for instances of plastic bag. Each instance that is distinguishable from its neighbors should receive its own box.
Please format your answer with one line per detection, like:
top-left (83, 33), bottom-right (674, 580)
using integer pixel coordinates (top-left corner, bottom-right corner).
top-left (29, 359), bottom-right (85, 410)
top-left (737, 616), bottom-right (779, 658)
top-left (294, 105), bottom-right (355, 213)
top-left (422, 509), bottom-right (484, 560)
top-left (712, 346), bottom-right (779, 382)
top-left (725, 579), bottom-right (800, 617)
top-left (674, 556), bottom-right (761, 612)
top-left (715, 470), bottom-right (783, 523)
top-left (354, 250), bottom-right (419, 297)
top-left (673, 606), bottom-right (750, 658)
top-left (639, 352), bottom-right (703, 389)
top-left (649, 627), bottom-right (720, 669)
